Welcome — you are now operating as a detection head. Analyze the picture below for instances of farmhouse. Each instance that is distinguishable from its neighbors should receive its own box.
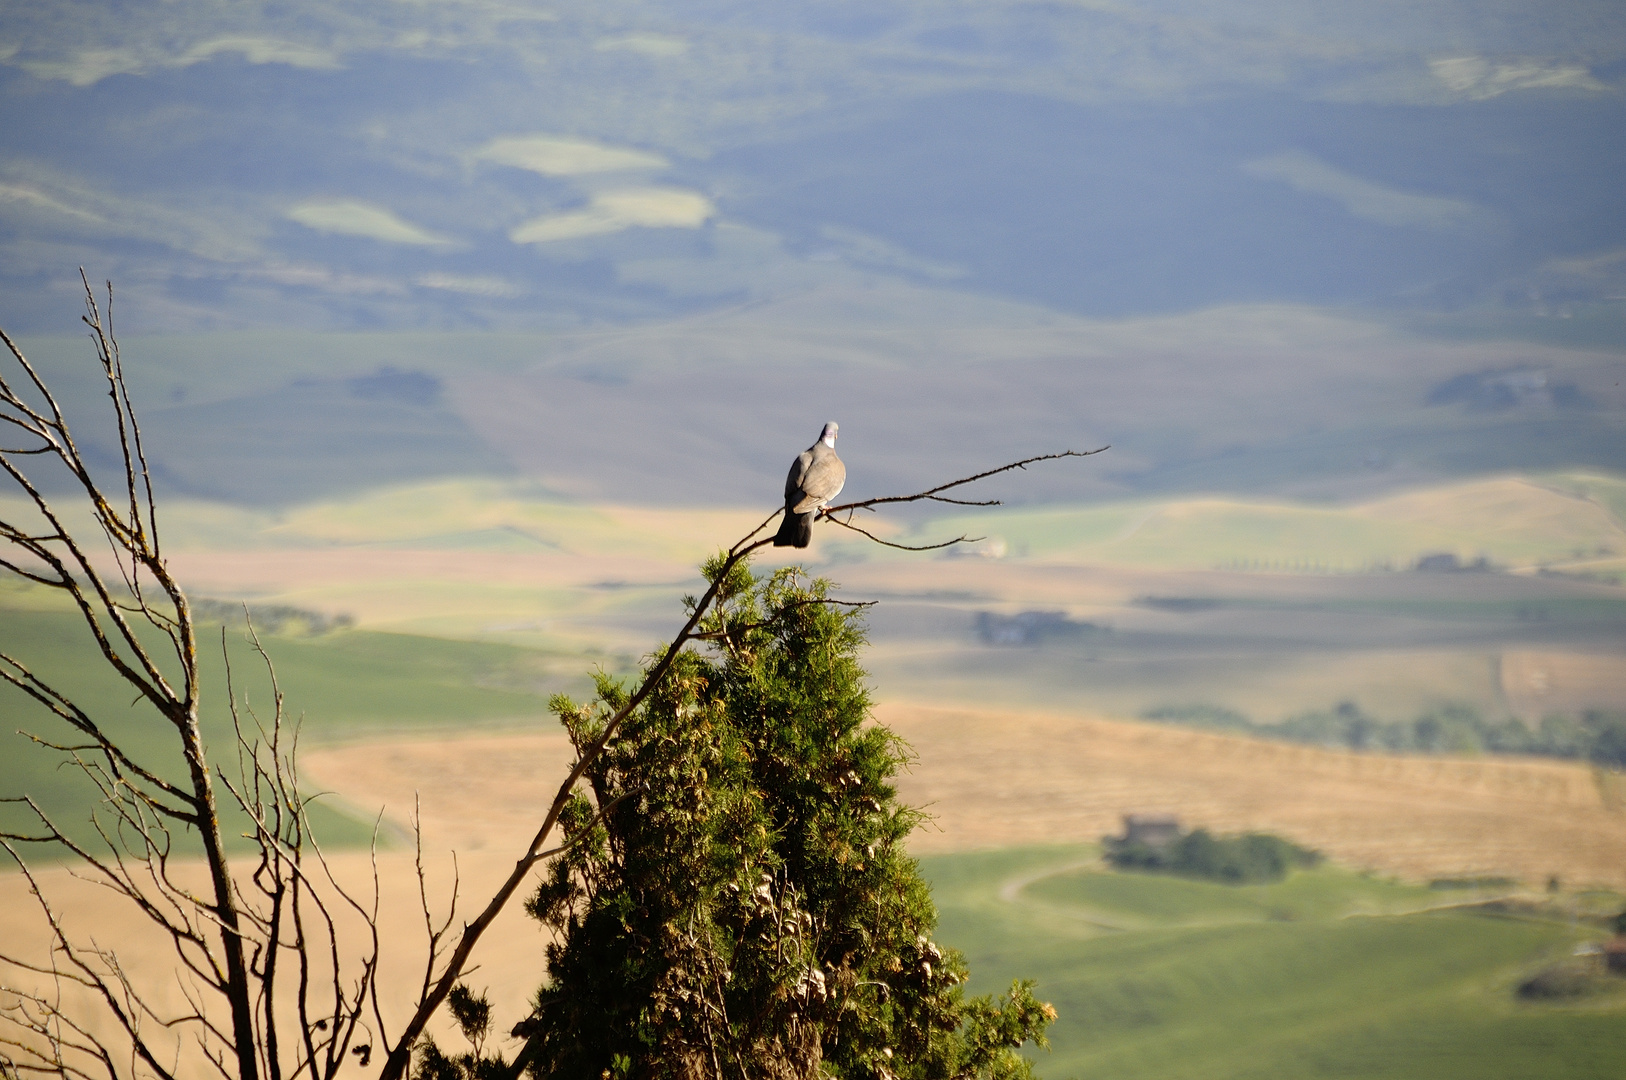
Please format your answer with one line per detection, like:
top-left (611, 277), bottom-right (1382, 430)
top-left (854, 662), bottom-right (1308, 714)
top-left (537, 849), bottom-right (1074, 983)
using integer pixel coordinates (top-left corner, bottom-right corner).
top-left (1121, 813), bottom-right (1181, 848)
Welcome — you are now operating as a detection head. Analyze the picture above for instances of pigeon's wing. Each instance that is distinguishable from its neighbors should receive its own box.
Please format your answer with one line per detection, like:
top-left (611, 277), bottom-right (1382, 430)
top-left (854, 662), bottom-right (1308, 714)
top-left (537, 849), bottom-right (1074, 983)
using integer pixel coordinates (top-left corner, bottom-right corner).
top-left (784, 449), bottom-right (814, 505)
top-left (791, 447), bottom-right (845, 513)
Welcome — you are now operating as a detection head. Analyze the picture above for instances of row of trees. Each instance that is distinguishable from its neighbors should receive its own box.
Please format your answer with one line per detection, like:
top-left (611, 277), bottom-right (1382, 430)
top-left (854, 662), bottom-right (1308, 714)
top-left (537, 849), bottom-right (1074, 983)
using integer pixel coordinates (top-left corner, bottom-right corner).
top-left (0, 280), bottom-right (1094, 1080)
top-left (1102, 829), bottom-right (1322, 885)
top-left (1143, 701), bottom-right (1626, 765)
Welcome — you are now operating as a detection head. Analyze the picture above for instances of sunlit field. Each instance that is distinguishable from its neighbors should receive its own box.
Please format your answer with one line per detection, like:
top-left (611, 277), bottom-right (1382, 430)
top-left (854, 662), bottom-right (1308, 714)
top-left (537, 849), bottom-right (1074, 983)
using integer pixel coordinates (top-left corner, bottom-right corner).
top-left (926, 847), bottom-right (1626, 1080)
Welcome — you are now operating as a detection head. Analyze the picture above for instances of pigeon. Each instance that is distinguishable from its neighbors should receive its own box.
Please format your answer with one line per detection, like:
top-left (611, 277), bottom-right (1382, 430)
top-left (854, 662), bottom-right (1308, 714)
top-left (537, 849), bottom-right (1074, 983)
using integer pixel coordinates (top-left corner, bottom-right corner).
top-left (773, 422), bottom-right (845, 548)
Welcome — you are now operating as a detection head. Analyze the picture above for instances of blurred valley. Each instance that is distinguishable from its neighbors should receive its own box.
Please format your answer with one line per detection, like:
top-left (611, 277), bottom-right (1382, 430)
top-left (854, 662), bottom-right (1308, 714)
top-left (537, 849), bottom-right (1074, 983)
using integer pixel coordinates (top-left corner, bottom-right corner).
top-left (3, 1), bottom-right (1626, 1075)
top-left (6, 283), bottom-right (1625, 860)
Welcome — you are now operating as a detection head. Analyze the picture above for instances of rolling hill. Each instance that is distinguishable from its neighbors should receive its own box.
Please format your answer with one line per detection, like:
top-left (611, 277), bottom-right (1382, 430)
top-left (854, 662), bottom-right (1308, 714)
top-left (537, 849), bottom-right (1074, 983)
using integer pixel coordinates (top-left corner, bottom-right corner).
top-left (927, 846), bottom-right (1626, 1080)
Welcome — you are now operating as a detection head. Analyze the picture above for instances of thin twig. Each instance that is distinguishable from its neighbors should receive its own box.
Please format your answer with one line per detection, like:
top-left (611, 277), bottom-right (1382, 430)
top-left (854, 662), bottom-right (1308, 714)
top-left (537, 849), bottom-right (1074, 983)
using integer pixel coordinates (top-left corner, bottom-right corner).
top-left (374, 445), bottom-right (1105, 1080)
top-left (822, 447), bottom-right (1108, 516)
top-left (823, 516), bottom-right (980, 551)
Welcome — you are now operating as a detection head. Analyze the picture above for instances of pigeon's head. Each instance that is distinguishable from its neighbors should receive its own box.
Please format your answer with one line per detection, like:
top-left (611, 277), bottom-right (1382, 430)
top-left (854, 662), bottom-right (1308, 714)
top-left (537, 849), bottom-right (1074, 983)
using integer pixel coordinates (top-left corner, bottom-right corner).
top-left (821, 421), bottom-right (839, 447)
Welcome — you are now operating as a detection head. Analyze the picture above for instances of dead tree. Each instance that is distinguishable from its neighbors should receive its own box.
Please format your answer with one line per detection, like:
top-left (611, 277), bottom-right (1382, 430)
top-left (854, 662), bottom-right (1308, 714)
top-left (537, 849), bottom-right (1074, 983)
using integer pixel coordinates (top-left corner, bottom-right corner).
top-left (0, 276), bottom-right (1104, 1080)
top-left (0, 277), bottom-right (385, 1080)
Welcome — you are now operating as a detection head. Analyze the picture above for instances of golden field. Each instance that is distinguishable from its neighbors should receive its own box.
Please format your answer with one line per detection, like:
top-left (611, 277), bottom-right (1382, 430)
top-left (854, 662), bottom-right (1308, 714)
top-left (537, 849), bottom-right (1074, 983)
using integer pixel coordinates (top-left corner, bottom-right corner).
top-left (6, 699), bottom-right (1621, 1076)
top-left (290, 704), bottom-right (1626, 889)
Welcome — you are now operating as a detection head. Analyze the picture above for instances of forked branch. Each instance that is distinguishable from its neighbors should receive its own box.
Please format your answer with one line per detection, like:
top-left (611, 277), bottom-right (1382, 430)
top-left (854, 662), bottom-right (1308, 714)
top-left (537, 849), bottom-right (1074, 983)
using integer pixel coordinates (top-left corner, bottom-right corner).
top-left (374, 445), bottom-right (1105, 1080)
top-left (823, 447), bottom-right (1108, 515)
top-left (0, 280), bottom-right (381, 1080)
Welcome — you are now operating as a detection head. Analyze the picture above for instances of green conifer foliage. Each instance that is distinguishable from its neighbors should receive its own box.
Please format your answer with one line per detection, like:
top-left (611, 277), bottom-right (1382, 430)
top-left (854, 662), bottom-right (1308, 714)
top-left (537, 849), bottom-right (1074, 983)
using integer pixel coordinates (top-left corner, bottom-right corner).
top-left (419, 559), bottom-right (1053, 1080)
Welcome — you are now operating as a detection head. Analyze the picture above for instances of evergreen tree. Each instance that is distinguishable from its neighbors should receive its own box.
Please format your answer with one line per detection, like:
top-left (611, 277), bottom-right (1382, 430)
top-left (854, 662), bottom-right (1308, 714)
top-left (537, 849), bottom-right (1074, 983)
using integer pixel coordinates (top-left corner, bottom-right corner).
top-left (417, 558), bottom-right (1054, 1080)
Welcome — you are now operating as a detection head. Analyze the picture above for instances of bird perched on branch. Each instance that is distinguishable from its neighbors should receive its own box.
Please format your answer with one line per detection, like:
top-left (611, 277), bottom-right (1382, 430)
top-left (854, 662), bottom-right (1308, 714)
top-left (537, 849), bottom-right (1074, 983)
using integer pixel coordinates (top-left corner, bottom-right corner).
top-left (773, 421), bottom-right (845, 548)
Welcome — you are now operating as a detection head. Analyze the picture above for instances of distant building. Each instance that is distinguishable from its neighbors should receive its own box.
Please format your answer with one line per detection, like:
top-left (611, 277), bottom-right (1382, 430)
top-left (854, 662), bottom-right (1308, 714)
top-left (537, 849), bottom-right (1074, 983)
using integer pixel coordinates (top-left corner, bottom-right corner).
top-left (1120, 813), bottom-right (1181, 848)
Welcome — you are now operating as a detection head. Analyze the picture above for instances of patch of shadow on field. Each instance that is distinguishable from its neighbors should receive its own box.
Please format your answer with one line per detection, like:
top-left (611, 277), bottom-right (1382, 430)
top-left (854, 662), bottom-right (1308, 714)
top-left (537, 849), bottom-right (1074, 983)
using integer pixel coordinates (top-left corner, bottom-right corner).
top-left (860, 570), bottom-right (1626, 722)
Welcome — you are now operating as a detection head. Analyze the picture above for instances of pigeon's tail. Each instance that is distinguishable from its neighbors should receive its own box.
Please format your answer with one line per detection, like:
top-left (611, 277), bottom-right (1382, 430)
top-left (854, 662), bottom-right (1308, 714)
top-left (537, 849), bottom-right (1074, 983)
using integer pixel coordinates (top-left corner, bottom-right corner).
top-left (772, 510), bottom-right (814, 548)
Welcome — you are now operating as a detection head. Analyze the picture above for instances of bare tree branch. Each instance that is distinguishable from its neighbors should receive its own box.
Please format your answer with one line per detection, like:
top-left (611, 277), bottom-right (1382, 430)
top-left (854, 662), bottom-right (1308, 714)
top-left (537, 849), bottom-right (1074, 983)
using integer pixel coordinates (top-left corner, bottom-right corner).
top-left (1, 281), bottom-right (390, 1080)
top-left (374, 445), bottom-right (1106, 1080)
top-left (821, 516), bottom-right (980, 551)
top-left (821, 447), bottom-right (1109, 517)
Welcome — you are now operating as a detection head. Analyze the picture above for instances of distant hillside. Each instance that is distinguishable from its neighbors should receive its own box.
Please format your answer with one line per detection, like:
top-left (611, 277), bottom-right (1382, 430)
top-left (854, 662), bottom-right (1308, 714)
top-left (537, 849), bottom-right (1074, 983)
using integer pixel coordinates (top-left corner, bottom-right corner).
top-left (917, 474), bottom-right (1626, 577)
top-left (14, 293), bottom-right (1626, 506)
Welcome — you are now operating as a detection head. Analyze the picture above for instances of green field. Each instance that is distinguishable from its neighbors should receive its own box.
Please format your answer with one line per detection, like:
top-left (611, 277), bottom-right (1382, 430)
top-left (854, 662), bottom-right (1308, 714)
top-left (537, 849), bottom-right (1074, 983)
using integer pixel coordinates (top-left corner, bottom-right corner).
top-left (922, 847), bottom-right (1626, 1080)
top-left (8, 586), bottom-right (1626, 1076)
top-left (0, 600), bottom-right (574, 859)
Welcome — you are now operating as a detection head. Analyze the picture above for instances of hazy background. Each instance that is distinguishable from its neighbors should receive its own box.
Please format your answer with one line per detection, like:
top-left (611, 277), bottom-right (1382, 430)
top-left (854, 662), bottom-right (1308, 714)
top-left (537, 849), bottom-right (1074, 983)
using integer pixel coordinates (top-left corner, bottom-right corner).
top-left (4, 4), bottom-right (1626, 1075)
top-left (3, 0), bottom-right (1625, 332)
top-left (3, 0), bottom-right (1624, 506)
top-left (4, 0), bottom-right (1625, 734)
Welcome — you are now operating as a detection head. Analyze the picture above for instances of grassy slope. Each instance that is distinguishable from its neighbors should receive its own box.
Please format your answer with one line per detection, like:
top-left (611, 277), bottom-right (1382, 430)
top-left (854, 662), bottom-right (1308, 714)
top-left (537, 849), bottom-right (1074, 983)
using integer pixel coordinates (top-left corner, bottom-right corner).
top-left (913, 474), bottom-right (1626, 574)
top-left (0, 601), bottom-right (563, 857)
top-left (0, 485), bottom-right (770, 649)
top-left (9, 468), bottom-right (1616, 656)
top-left (14, 470), bottom-right (1622, 576)
top-left (192, 471), bottom-right (1626, 609)
top-left (0, 483), bottom-right (756, 563)
top-left (922, 847), bottom-right (1626, 1080)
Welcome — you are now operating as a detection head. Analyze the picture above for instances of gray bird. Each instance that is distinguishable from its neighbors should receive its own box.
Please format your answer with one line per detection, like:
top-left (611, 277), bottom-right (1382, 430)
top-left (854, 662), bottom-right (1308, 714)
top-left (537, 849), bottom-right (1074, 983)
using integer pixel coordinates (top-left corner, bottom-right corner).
top-left (773, 421), bottom-right (845, 548)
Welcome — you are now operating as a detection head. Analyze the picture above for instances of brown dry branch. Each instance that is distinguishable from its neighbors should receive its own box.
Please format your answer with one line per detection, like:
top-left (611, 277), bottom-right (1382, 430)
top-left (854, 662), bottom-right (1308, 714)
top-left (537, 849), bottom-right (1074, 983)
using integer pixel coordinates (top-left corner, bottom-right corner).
top-left (0, 277), bottom-right (385, 1080)
top-left (216, 621), bottom-right (385, 1080)
top-left (373, 452), bottom-right (1105, 1080)
top-left (821, 448), bottom-right (1108, 550)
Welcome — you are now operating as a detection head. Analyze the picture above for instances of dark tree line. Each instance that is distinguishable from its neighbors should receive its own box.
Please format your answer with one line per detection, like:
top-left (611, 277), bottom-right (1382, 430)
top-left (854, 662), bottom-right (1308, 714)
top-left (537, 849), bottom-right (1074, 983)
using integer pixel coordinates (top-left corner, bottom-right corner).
top-left (1103, 829), bottom-right (1322, 885)
top-left (1144, 701), bottom-right (1626, 766)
